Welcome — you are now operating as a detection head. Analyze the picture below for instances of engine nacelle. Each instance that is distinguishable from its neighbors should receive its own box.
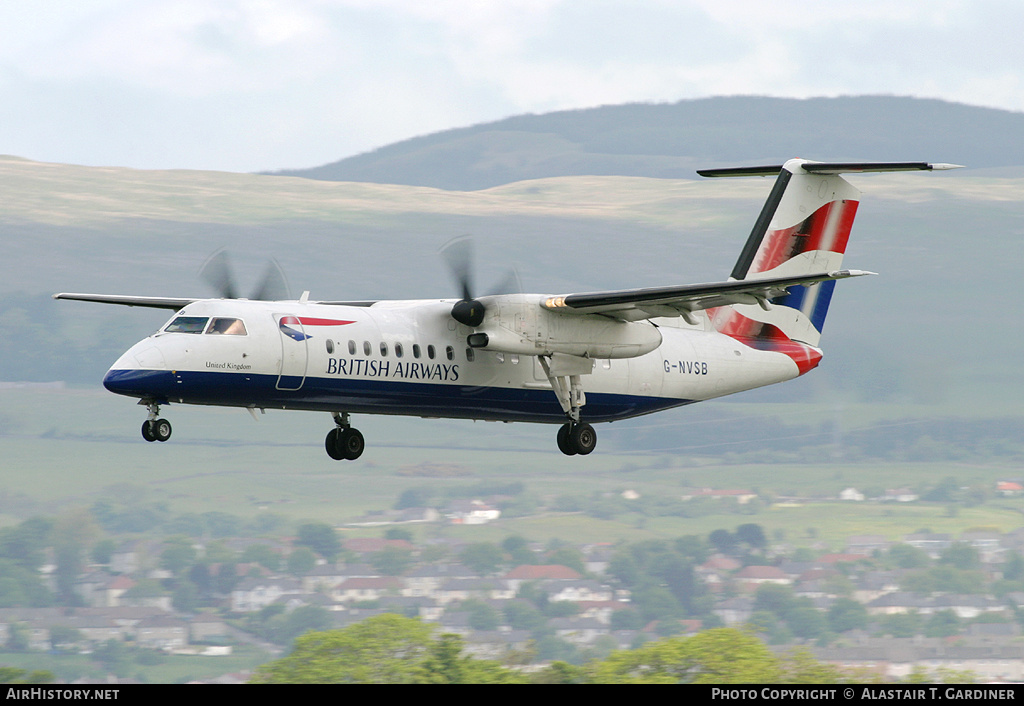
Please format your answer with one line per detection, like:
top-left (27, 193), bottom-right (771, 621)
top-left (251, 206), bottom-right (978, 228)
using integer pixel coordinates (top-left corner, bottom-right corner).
top-left (468, 294), bottom-right (663, 359)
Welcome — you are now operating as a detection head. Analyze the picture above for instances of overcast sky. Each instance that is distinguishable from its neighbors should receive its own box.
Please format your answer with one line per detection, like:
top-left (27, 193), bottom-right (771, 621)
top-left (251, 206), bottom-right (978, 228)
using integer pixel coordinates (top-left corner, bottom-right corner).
top-left (2, 0), bottom-right (1021, 173)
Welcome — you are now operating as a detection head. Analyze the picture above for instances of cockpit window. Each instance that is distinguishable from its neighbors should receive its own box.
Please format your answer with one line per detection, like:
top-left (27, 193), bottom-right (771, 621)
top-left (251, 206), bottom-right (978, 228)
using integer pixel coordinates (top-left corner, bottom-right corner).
top-left (164, 316), bottom-right (209, 334)
top-left (207, 318), bottom-right (247, 335)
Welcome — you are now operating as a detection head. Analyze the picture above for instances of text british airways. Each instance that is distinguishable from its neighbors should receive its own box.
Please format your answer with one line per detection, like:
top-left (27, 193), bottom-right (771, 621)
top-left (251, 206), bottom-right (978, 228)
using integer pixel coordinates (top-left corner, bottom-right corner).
top-left (326, 358), bottom-right (460, 381)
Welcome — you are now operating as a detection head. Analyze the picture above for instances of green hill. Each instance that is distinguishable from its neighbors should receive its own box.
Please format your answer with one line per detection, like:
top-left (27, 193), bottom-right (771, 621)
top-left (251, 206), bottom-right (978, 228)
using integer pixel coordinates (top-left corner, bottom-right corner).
top-left (271, 96), bottom-right (1024, 189)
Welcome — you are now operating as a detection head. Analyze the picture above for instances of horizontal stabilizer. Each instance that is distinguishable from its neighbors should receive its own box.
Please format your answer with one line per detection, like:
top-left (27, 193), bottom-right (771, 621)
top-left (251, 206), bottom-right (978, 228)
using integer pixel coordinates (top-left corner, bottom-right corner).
top-left (698, 161), bottom-right (963, 178)
top-left (542, 270), bottom-right (874, 321)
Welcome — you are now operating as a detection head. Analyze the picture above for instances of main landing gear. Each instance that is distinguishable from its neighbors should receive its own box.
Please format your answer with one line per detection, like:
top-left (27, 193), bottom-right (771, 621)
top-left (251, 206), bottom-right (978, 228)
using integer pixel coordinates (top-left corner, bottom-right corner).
top-left (537, 354), bottom-right (599, 456)
top-left (140, 401), bottom-right (172, 442)
top-left (557, 421), bottom-right (597, 456)
top-left (325, 412), bottom-right (364, 461)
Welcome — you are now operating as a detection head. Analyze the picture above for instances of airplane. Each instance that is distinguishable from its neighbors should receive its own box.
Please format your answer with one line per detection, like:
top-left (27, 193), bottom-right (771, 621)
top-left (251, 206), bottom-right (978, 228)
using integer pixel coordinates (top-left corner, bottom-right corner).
top-left (54, 158), bottom-right (960, 459)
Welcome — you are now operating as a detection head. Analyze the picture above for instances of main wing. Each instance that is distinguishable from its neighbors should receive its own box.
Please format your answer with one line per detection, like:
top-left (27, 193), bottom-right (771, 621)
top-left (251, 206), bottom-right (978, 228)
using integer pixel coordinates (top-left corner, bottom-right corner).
top-left (540, 270), bottom-right (874, 323)
top-left (52, 293), bottom-right (198, 310)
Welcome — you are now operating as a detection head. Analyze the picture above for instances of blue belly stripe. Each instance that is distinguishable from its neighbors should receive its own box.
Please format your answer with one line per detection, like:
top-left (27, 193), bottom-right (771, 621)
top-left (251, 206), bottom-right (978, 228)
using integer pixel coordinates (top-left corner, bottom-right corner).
top-left (103, 368), bottom-right (693, 423)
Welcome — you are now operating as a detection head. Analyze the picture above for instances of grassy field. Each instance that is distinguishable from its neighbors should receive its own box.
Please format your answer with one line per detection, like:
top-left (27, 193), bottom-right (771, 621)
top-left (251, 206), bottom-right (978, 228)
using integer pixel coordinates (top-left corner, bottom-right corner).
top-left (3, 386), bottom-right (1021, 550)
top-left (0, 644), bottom-right (273, 684)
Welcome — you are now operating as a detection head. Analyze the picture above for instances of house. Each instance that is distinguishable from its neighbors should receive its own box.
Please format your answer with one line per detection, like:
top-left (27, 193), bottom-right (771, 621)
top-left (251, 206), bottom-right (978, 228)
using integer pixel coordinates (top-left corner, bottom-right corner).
top-left (681, 488), bottom-right (758, 505)
top-left (136, 616), bottom-right (189, 650)
top-left (446, 500), bottom-right (501, 525)
top-left (839, 488), bottom-right (865, 501)
top-left (433, 578), bottom-right (515, 604)
top-left (713, 597), bottom-right (754, 626)
top-left (548, 617), bottom-right (609, 645)
top-left (540, 579), bottom-right (614, 603)
top-left (734, 565), bottom-right (790, 590)
top-left (503, 565), bottom-right (583, 592)
top-left (403, 564), bottom-right (481, 598)
top-left (331, 576), bottom-right (403, 603)
top-left (997, 481), bottom-right (1023, 497)
top-left (230, 577), bottom-right (303, 612)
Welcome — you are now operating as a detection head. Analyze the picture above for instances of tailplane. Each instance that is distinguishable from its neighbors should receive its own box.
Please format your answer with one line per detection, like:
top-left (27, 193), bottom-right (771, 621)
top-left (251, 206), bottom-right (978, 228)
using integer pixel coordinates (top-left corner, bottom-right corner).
top-left (700, 159), bottom-right (958, 349)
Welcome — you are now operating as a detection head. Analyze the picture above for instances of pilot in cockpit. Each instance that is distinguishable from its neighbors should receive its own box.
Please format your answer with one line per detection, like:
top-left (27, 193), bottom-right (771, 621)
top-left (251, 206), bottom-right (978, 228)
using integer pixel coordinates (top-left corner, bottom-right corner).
top-left (207, 318), bottom-right (247, 336)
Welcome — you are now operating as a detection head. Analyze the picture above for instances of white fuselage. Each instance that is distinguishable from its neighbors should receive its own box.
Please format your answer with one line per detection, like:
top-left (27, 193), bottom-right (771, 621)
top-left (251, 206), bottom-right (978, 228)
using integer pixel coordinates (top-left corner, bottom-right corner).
top-left (103, 297), bottom-right (807, 424)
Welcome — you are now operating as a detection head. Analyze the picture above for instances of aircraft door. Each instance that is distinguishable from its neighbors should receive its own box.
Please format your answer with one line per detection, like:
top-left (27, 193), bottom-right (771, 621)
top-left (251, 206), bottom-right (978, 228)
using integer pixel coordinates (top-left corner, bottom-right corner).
top-left (275, 314), bottom-right (309, 391)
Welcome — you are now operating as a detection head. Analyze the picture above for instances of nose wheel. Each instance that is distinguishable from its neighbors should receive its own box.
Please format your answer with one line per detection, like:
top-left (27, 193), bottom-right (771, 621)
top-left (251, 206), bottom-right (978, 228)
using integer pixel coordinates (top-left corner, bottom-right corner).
top-left (557, 422), bottom-right (596, 456)
top-left (326, 412), bottom-right (364, 460)
top-left (140, 402), bottom-right (172, 442)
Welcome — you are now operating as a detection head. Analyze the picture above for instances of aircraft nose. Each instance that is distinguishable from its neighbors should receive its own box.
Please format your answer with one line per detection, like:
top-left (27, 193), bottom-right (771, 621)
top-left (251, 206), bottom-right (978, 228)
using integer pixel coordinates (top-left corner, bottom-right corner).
top-left (103, 368), bottom-right (174, 399)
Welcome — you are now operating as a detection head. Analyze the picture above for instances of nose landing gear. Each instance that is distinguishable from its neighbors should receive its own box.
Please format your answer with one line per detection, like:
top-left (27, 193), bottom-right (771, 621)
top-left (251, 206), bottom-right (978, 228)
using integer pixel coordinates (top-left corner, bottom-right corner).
top-left (140, 401), bottom-right (172, 442)
top-left (326, 412), bottom-right (364, 461)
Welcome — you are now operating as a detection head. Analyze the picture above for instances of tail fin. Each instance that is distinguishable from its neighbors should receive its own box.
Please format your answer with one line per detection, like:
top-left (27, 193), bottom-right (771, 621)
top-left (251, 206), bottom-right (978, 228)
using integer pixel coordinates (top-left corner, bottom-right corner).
top-left (700, 159), bottom-right (957, 349)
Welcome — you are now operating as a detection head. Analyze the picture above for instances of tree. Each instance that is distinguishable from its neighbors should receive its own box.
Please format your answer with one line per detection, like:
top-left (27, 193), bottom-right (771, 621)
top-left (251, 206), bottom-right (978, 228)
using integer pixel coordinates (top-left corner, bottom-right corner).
top-left (384, 527), bottom-right (412, 541)
top-left (370, 546), bottom-right (413, 576)
top-left (459, 543), bottom-right (505, 575)
top-left (827, 597), bottom-right (869, 634)
top-left (287, 546), bottom-right (317, 575)
top-left (925, 610), bottom-right (961, 638)
top-left (252, 614), bottom-right (435, 683)
top-left (0, 667), bottom-right (55, 684)
top-left (251, 614), bottom-right (523, 683)
top-left (241, 544), bottom-right (282, 572)
top-left (736, 523), bottom-right (767, 552)
top-left (419, 633), bottom-right (525, 684)
top-left (589, 628), bottom-right (780, 683)
top-left (546, 547), bottom-right (585, 574)
top-left (940, 542), bottom-right (980, 571)
top-left (159, 536), bottom-right (197, 575)
top-left (296, 523), bottom-right (340, 561)
top-left (708, 529), bottom-right (737, 555)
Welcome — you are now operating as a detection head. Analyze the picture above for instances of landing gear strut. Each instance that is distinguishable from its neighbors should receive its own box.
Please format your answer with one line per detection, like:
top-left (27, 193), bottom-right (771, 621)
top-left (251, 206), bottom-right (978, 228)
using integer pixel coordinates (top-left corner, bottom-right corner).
top-left (557, 422), bottom-right (597, 456)
top-left (538, 355), bottom-right (598, 456)
top-left (326, 412), bottom-right (364, 461)
top-left (140, 400), bottom-right (172, 442)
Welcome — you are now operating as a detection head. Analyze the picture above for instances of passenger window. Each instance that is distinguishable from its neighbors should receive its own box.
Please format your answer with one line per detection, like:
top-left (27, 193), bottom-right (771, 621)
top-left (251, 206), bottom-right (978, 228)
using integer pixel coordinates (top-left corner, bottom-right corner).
top-left (363, 341), bottom-right (372, 356)
top-left (427, 345), bottom-right (436, 360)
top-left (446, 346), bottom-right (455, 361)
top-left (380, 342), bottom-right (388, 356)
top-left (207, 318), bottom-right (247, 335)
top-left (349, 340), bottom-right (357, 355)
top-left (466, 348), bottom-right (475, 362)
top-left (395, 343), bottom-right (404, 358)
top-left (164, 316), bottom-right (208, 334)
top-left (412, 344), bottom-right (421, 359)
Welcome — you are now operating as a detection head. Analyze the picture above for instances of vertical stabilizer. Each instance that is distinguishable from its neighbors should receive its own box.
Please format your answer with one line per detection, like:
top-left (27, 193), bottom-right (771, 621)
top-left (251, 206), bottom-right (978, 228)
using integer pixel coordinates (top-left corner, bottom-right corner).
top-left (710, 158), bottom-right (862, 348)
top-left (697, 159), bottom-right (958, 372)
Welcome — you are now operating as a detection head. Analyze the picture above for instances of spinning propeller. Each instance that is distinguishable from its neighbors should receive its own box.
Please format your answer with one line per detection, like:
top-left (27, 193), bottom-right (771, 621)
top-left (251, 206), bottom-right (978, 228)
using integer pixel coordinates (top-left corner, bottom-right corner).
top-left (200, 249), bottom-right (291, 301)
top-left (440, 236), bottom-right (520, 328)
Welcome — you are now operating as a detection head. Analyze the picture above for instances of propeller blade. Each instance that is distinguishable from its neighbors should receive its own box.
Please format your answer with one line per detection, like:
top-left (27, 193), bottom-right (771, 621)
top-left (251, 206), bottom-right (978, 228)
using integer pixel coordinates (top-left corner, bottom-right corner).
top-left (251, 258), bottom-right (291, 301)
top-left (440, 235), bottom-right (474, 302)
top-left (199, 249), bottom-right (238, 299)
top-left (486, 267), bottom-right (522, 297)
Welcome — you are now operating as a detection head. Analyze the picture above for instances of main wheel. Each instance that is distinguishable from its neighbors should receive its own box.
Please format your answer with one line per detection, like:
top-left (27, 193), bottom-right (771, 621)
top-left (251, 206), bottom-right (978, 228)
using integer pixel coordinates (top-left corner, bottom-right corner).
top-left (339, 428), bottom-right (365, 460)
top-left (153, 418), bottom-right (172, 442)
top-left (557, 423), bottom-right (577, 456)
top-left (142, 420), bottom-right (157, 442)
top-left (569, 422), bottom-right (597, 455)
top-left (325, 428), bottom-right (345, 460)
